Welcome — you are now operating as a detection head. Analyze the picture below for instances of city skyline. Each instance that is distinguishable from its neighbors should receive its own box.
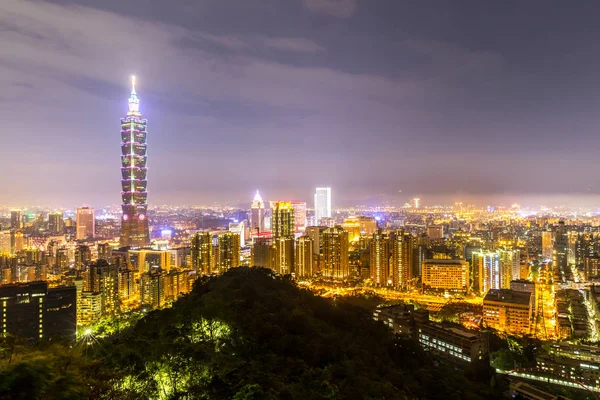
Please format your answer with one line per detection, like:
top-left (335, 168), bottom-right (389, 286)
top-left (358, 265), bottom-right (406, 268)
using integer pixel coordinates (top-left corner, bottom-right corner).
top-left (3, 1), bottom-right (600, 208)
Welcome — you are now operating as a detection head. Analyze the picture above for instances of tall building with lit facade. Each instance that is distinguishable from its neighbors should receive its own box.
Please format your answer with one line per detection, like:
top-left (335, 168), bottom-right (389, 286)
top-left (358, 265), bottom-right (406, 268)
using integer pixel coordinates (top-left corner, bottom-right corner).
top-left (250, 191), bottom-right (265, 234)
top-left (498, 248), bottom-right (520, 288)
top-left (10, 210), bottom-right (22, 229)
top-left (314, 187), bottom-right (332, 226)
top-left (291, 201), bottom-right (307, 232)
top-left (274, 237), bottom-right (294, 275)
top-left (322, 227), bottom-right (349, 279)
top-left (251, 238), bottom-right (275, 270)
top-left (553, 221), bottom-right (569, 281)
top-left (541, 231), bottom-right (553, 260)
top-left (272, 201), bottom-right (295, 239)
top-left (370, 230), bottom-right (390, 285)
top-left (344, 216), bottom-right (378, 242)
top-left (48, 212), bottom-right (64, 234)
top-left (191, 232), bottom-right (213, 274)
top-left (120, 76), bottom-right (150, 247)
top-left (76, 207), bottom-right (95, 240)
top-left (216, 232), bottom-right (240, 273)
top-left (391, 230), bottom-right (413, 288)
top-left (472, 251), bottom-right (500, 294)
top-left (294, 235), bottom-right (313, 277)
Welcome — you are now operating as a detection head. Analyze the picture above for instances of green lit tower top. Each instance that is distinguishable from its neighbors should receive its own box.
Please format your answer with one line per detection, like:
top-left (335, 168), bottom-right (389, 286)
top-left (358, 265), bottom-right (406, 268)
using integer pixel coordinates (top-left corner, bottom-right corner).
top-left (120, 76), bottom-right (150, 247)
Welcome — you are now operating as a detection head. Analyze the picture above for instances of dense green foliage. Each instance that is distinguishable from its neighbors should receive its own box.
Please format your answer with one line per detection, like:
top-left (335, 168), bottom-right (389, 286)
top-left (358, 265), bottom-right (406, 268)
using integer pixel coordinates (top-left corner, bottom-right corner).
top-left (1, 268), bottom-right (502, 399)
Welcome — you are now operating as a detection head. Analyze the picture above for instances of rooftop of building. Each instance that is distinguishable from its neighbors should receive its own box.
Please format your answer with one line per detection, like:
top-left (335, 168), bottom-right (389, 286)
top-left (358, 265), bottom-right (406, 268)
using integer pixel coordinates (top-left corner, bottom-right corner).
top-left (483, 289), bottom-right (531, 305)
top-left (422, 259), bottom-right (468, 265)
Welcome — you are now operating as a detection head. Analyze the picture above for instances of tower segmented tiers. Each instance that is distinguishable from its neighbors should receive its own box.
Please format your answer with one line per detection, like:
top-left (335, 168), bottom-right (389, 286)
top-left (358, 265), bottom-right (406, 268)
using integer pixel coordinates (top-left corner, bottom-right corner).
top-left (120, 76), bottom-right (150, 247)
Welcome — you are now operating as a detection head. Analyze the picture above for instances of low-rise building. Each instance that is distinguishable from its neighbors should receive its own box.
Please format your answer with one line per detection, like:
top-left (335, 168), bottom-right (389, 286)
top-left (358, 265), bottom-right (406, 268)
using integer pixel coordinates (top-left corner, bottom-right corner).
top-left (483, 289), bottom-right (532, 335)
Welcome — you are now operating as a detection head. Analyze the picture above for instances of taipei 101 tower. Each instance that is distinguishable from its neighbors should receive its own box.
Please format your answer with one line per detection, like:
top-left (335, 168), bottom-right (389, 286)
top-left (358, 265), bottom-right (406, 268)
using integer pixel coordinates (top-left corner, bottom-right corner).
top-left (119, 76), bottom-right (150, 247)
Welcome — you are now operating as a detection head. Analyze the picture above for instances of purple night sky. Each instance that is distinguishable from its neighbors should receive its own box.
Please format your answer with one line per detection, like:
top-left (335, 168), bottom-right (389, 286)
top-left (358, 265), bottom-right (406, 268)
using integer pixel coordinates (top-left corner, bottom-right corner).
top-left (1, 0), bottom-right (600, 208)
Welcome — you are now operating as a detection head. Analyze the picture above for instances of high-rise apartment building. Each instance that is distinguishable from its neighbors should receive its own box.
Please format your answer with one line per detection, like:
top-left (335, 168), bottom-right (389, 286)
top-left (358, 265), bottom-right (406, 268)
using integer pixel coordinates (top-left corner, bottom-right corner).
top-left (294, 235), bottom-right (313, 277)
top-left (272, 201), bottom-right (295, 239)
top-left (48, 212), bottom-right (64, 234)
top-left (251, 238), bottom-right (275, 270)
top-left (472, 251), bottom-right (500, 294)
top-left (391, 230), bottom-right (413, 288)
top-left (76, 207), bottom-right (95, 240)
top-left (216, 232), bottom-right (240, 273)
top-left (553, 221), bottom-right (569, 282)
top-left (274, 237), bottom-right (294, 275)
top-left (190, 232), bottom-right (213, 274)
top-left (314, 187), bottom-right (332, 226)
top-left (120, 76), bottom-right (150, 247)
top-left (498, 248), bottom-right (520, 288)
top-left (541, 231), bottom-right (553, 260)
top-left (291, 201), bottom-right (307, 232)
top-left (370, 230), bottom-right (390, 285)
top-left (10, 210), bottom-right (22, 230)
top-left (322, 227), bottom-right (349, 279)
top-left (250, 191), bottom-right (265, 234)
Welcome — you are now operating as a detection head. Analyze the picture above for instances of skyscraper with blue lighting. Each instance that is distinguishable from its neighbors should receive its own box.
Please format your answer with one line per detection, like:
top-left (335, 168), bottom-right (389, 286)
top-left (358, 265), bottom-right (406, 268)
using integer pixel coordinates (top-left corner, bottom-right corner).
top-left (120, 76), bottom-right (150, 247)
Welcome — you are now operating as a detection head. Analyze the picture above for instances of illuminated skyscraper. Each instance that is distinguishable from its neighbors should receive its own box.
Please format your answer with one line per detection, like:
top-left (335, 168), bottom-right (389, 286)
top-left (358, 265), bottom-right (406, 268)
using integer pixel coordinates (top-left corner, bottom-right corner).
top-left (295, 235), bottom-right (313, 277)
top-left (250, 191), bottom-right (265, 234)
top-left (272, 201), bottom-right (295, 239)
top-left (314, 187), bottom-right (332, 225)
top-left (216, 232), bottom-right (240, 273)
top-left (10, 211), bottom-right (22, 230)
top-left (553, 221), bottom-right (569, 282)
top-left (370, 230), bottom-right (390, 285)
top-left (291, 201), bottom-right (307, 232)
top-left (473, 251), bottom-right (500, 294)
top-left (76, 207), bottom-right (95, 240)
top-left (322, 227), bottom-right (349, 279)
top-left (120, 76), bottom-right (150, 247)
top-left (190, 232), bottom-right (213, 274)
top-left (48, 212), bottom-right (64, 234)
top-left (391, 230), bottom-right (413, 288)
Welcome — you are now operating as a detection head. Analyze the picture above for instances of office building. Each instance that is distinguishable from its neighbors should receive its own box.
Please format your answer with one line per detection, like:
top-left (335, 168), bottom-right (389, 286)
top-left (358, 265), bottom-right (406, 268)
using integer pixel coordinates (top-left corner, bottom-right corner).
top-left (294, 235), bottom-right (313, 277)
top-left (584, 256), bottom-right (600, 281)
top-left (216, 232), bottom-right (240, 273)
top-left (190, 232), bottom-right (213, 274)
top-left (426, 225), bottom-right (444, 240)
top-left (314, 187), bottom-right (332, 226)
top-left (0, 281), bottom-right (76, 340)
top-left (250, 191), bottom-right (265, 234)
top-left (391, 230), bottom-right (413, 288)
top-left (370, 230), bottom-right (390, 285)
top-left (510, 279), bottom-right (536, 313)
top-left (422, 259), bottom-right (470, 293)
top-left (98, 243), bottom-right (113, 261)
top-left (483, 289), bottom-right (532, 335)
top-left (48, 212), bottom-right (64, 234)
top-left (119, 76), bottom-right (151, 247)
top-left (322, 227), bottom-right (349, 279)
top-left (10, 210), bottom-right (22, 230)
top-left (76, 207), bottom-right (95, 240)
top-left (271, 201), bottom-right (295, 239)
top-left (0, 230), bottom-right (11, 255)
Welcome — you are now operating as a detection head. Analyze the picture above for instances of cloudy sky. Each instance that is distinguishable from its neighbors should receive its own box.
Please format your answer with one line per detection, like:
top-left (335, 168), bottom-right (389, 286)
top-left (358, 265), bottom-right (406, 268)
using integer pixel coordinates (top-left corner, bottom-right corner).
top-left (2, 0), bottom-right (600, 208)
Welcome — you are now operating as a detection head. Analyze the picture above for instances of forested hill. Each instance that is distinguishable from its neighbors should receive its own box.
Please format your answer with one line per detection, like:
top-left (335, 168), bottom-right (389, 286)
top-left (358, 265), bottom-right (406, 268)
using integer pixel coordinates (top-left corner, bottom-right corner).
top-left (1, 267), bottom-right (501, 399)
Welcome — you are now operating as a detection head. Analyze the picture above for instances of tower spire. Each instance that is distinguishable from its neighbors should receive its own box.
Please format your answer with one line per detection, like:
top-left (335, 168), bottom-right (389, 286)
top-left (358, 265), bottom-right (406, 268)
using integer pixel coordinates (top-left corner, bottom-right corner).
top-left (131, 75), bottom-right (137, 95)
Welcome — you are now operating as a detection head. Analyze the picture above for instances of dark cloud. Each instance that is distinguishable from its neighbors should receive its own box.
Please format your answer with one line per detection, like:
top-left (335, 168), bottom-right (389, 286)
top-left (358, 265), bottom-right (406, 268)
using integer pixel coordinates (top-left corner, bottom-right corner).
top-left (0, 0), bottom-right (600, 208)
